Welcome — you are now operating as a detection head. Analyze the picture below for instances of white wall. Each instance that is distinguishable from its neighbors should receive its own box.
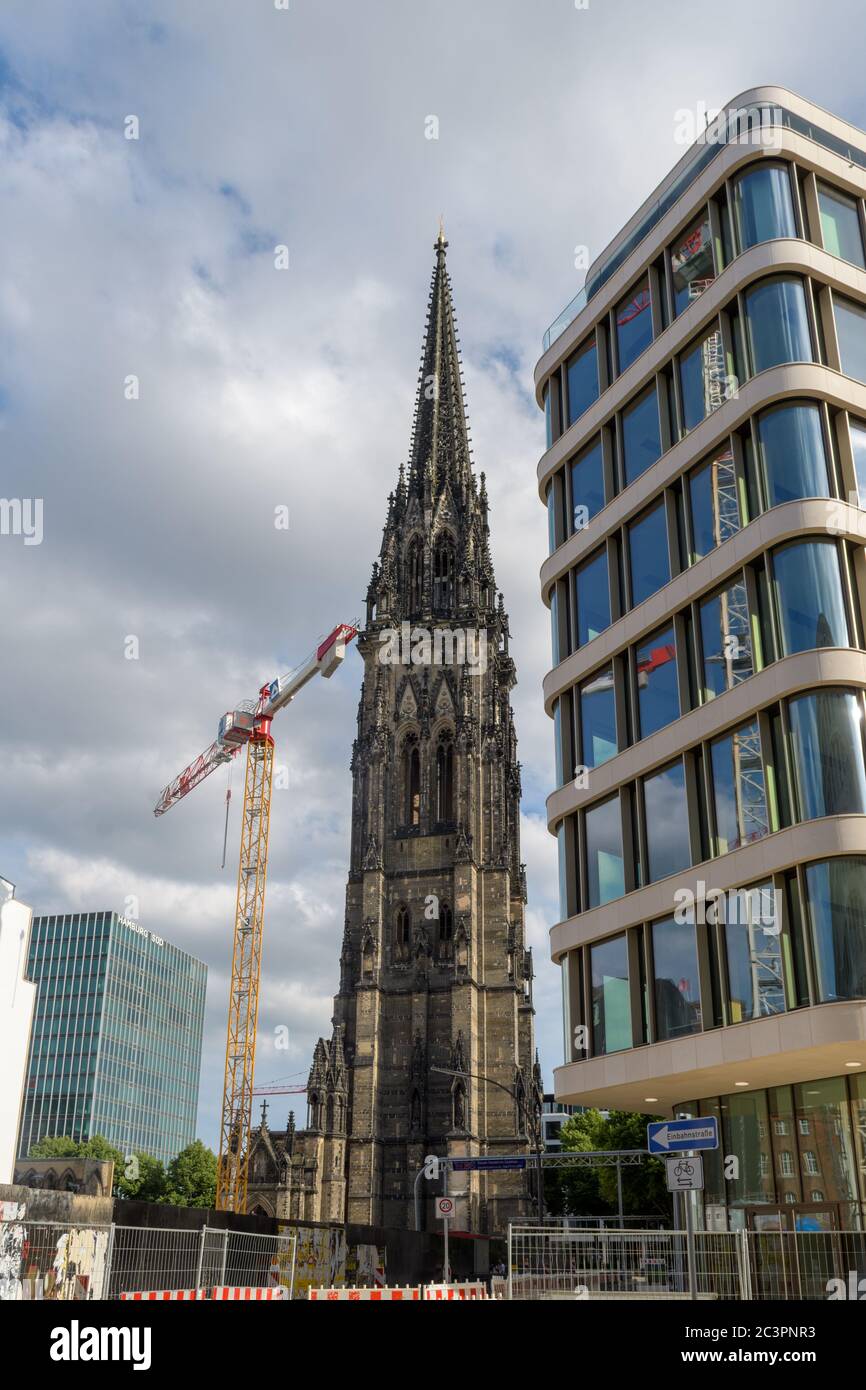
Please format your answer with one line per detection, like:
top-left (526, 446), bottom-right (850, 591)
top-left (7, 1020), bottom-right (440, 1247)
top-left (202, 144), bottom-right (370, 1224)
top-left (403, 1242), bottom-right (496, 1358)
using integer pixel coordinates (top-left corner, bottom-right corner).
top-left (0, 896), bottom-right (36, 1183)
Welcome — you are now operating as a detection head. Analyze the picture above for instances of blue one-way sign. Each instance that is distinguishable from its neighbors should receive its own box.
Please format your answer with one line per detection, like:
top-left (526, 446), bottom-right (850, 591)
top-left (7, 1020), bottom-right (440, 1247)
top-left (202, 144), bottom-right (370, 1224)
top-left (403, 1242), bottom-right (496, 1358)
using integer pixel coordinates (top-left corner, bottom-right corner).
top-left (647, 1117), bottom-right (719, 1153)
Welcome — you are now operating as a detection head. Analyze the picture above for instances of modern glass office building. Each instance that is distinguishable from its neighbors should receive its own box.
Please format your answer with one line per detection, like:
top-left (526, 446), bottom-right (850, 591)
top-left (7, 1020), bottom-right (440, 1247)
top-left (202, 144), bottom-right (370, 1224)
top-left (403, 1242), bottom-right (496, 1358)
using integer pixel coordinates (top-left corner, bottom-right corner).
top-left (18, 911), bottom-right (207, 1167)
top-left (536, 88), bottom-right (866, 1232)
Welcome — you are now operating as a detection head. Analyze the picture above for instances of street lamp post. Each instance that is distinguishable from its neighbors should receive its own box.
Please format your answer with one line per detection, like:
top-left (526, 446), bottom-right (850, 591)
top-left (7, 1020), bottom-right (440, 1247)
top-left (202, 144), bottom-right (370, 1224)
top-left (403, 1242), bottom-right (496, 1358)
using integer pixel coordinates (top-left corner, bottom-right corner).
top-left (431, 1065), bottom-right (545, 1225)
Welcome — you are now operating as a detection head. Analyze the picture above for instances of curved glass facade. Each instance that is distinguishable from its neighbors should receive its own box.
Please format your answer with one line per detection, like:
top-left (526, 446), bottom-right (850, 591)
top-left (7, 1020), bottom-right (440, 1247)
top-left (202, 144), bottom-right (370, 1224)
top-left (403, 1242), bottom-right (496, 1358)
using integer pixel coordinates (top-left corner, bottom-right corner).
top-left (771, 539), bottom-right (849, 655)
top-left (754, 401), bottom-right (830, 505)
top-left (732, 162), bottom-right (796, 251)
top-left (787, 689), bottom-right (866, 820)
top-left (744, 276), bottom-right (812, 373)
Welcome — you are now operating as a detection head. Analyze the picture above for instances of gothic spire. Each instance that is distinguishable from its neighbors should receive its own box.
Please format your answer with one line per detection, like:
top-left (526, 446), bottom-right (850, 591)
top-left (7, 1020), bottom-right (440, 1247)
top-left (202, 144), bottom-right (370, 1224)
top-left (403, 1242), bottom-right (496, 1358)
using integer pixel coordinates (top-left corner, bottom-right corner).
top-left (407, 226), bottom-right (473, 498)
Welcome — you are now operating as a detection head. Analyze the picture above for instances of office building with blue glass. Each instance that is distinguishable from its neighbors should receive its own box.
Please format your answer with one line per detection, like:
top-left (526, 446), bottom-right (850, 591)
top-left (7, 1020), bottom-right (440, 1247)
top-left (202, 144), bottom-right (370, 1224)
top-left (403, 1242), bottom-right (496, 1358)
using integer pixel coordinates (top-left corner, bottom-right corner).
top-left (537, 88), bottom-right (866, 1232)
top-left (18, 911), bottom-right (207, 1167)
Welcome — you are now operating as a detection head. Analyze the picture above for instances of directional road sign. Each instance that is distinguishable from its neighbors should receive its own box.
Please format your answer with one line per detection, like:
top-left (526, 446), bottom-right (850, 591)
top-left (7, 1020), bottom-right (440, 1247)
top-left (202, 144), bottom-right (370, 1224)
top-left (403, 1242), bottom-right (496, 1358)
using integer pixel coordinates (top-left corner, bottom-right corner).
top-left (647, 1117), bottom-right (719, 1153)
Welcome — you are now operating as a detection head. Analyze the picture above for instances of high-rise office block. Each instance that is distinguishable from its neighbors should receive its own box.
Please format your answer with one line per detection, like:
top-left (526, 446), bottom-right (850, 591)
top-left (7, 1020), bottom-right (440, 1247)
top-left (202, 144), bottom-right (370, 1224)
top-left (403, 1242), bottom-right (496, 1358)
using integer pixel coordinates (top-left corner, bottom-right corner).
top-left (19, 911), bottom-right (206, 1167)
top-left (536, 89), bottom-right (866, 1231)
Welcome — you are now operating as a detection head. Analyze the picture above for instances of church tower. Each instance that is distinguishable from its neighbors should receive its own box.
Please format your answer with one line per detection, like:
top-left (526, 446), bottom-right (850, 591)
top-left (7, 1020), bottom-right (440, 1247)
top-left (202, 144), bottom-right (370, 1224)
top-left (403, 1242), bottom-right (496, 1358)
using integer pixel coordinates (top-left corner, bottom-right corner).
top-left (328, 228), bottom-right (541, 1233)
top-left (248, 233), bottom-right (542, 1233)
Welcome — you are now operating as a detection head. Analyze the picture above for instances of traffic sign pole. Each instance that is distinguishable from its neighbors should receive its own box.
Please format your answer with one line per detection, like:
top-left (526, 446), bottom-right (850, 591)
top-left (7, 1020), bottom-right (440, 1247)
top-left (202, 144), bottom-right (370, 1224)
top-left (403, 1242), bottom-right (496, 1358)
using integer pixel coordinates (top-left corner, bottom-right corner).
top-left (685, 1154), bottom-right (697, 1302)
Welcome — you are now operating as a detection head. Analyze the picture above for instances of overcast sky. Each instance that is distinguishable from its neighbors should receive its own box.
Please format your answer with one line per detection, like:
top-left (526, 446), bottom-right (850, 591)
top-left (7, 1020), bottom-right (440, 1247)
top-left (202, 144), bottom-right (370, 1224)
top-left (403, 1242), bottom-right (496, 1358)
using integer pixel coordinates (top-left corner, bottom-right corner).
top-left (2, 0), bottom-right (865, 1152)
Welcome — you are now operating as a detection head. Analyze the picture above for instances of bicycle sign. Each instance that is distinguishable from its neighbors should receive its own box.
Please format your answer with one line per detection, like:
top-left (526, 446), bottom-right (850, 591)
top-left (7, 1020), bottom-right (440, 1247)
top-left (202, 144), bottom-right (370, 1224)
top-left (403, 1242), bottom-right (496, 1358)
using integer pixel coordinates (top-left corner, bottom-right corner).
top-left (665, 1154), bottom-right (704, 1192)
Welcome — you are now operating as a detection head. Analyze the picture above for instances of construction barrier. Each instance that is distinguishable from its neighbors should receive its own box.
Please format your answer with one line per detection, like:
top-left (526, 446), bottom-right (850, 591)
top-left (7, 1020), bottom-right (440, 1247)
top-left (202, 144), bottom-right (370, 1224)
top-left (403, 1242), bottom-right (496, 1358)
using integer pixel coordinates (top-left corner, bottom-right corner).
top-left (211, 1285), bottom-right (288, 1300)
top-left (423, 1282), bottom-right (488, 1301)
top-left (120, 1288), bottom-right (206, 1301)
top-left (308, 1285), bottom-right (420, 1301)
top-left (308, 1282), bottom-right (488, 1301)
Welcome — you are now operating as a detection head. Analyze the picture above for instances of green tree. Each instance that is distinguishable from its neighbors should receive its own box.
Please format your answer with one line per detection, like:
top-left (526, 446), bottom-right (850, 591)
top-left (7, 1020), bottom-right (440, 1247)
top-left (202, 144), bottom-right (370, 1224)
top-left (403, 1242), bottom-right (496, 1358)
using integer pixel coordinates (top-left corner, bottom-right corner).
top-left (546, 1109), bottom-right (670, 1219)
top-left (115, 1151), bottom-right (168, 1203)
top-left (164, 1141), bottom-right (218, 1209)
top-left (29, 1133), bottom-right (124, 1171)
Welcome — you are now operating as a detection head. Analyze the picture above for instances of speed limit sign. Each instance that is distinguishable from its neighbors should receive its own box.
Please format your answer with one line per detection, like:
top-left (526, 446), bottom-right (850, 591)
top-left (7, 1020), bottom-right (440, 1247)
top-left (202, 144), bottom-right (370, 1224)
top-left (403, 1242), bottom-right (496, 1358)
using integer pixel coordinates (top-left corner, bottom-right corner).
top-left (435, 1196), bottom-right (454, 1219)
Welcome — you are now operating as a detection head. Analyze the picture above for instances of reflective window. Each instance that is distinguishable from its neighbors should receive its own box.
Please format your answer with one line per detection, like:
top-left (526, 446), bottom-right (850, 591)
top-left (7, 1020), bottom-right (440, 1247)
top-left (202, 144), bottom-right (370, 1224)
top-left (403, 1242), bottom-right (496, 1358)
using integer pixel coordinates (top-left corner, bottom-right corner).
top-left (546, 482), bottom-right (556, 555)
top-left (574, 548), bottom-right (610, 647)
top-left (851, 418), bottom-right (866, 505)
top-left (772, 540), bottom-right (849, 655)
top-left (787, 689), bottom-right (866, 820)
top-left (643, 760), bottom-right (690, 882)
top-left (671, 213), bottom-right (716, 316)
top-left (622, 386), bottom-right (662, 485)
top-left (732, 163), bottom-right (796, 251)
top-left (710, 719), bottom-right (768, 854)
top-left (804, 858), bottom-right (866, 1001)
top-left (553, 698), bottom-right (565, 787)
top-left (567, 338), bottom-right (599, 427)
top-left (570, 438), bottom-right (605, 532)
top-left (635, 624), bottom-right (678, 738)
top-left (744, 277), bottom-right (812, 373)
top-left (652, 916), bottom-right (702, 1040)
top-left (628, 501), bottom-right (669, 607)
top-left (680, 325), bottom-right (726, 432)
top-left (754, 401), bottom-right (830, 506)
top-left (550, 585), bottom-right (559, 664)
top-left (721, 1090), bottom-right (775, 1206)
top-left (792, 1077), bottom-right (858, 1204)
top-left (725, 883), bottom-right (785, 1021)
top-left (585, 795), bottom-right (624, 908)
top-left (580, 666), bottom-right (617, 769)
top-left (689, 448), bottom-right (740, 559)
top-left (544, 383), bottom-right (553, 449)
top-left (616, 278), bottom-right (652, 373)
top-left (698, 578), bottom-right (753, 701)
top-left (557, 821), bottom-right (568, 921)
top-left (834, 294), bottom-right (866, 384)
top-left (817, 183), bottom-right (865, 269)
top-left (591, 935), bottom-right (631, 1054)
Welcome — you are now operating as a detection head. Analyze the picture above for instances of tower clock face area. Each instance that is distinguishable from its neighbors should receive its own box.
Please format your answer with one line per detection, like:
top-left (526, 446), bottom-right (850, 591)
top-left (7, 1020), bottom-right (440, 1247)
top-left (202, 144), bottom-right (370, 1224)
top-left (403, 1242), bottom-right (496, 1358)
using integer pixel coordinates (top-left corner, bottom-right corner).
top-left (246, 236), bottom-right (541, 1235)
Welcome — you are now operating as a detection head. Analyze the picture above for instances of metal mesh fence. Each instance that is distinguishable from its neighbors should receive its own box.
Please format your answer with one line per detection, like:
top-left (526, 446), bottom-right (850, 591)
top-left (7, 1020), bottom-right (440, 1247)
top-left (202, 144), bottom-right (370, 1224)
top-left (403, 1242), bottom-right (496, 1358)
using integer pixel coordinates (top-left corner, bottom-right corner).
top-left (506, 1225), bottom-right (866, 1301)
top-left (0, 1218), bottom-right (297, 1301)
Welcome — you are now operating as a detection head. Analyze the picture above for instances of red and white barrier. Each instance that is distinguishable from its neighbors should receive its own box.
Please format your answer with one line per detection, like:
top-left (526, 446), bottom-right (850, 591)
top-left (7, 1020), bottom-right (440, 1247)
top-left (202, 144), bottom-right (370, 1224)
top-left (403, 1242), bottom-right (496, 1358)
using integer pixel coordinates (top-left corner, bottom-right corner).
top-left (120, 1288), bottom-right (206, 1301)
top-left (211, 1285), bottom-right (288, 1301)
top-left (308, 1285), bottom-right (421, 1301)
top-left (424, 1282), bottom-right (488, 1301)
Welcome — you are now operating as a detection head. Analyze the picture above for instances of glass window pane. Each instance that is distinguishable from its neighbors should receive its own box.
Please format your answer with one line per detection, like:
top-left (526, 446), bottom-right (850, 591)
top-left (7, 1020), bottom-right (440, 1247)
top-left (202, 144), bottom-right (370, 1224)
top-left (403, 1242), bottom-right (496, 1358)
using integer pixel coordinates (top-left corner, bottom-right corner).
top-left (834, 294), bottom-right (866, 383)
top-left (689, 448), bottom-right (740, 559)
top-left (546, 482), bottom-right (556, 555)
top-left (788, 689), bottom-right (866, 820)
top-left (726, 884), bottom-right (785, 1021)
top-left (679, 325), bottom-right (726, 432)
top-left (818, 183), bottom-right (865, 269)
top-left (755, 401), bottom-right (830, 506)
top-left (566, 339), bottom-right (599, 426)
top-left (622, 386), bottom-right (662, 485)
top-left (550, 585), bottom-right (559, 665)
top-left (585, 795), bottom-right (624, 908)
top-left (850, 418), bottom-right (866, 504)
top-left (652, 915), bottom-right (702, 1039)
top-left (574, 548), bottom-right (610, 647)
top-left (793, 1077), bottom-right (858, 1204)
top-left (710, 719), bottom-right (768, 854)
top-left (643, 761), bottom-right (690, 882)
top-left (671, 213), bottom-right (716, 316)
top-left (772, 540), bottom-right (849, 654)
top-left (580, 665), bottom-right (617, 768)
top-left (628, 501), bottom-right (669, 607)
top-left (544, 383), bottom-right (553, 448)
top-left (721, 1090), bottom-right (775, 1206)
top-left (591, 935), bottom-right (631, 1054)
top-left (732, 163), bottom-right (796, 251)
top-left (635, 624), bottom-right (678, 737)
top-left (570, 438), bottom-right (605, 532)
top-left (616, 279), bottom-right (652, 373)
top-left (804, 857), bottom-right (866, 1001)
top-left (745, 277), bottom-right (812, 373)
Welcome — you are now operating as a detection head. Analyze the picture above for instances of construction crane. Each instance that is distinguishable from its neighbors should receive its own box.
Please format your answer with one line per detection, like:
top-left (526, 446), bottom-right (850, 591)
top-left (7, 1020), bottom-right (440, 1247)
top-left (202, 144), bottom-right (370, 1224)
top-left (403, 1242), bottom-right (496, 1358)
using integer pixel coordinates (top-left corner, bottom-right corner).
top-left (154, 622), bottom-right (357, 1212)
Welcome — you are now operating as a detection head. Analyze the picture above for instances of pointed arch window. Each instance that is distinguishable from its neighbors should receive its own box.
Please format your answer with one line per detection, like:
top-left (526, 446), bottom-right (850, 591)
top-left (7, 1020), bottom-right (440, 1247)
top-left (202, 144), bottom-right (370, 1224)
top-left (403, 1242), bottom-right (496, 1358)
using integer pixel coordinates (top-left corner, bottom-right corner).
top-left (402, 737), bottom-right (421, 827)
top-left (433, 539), bottom-right (455, 612)
top-left (437, 902), bottom-right (454, 961)
top-left (394, 905), bottom-right (411, 962)
top-left (436, 736), bottom-right (455, 822)
top-left (407, 538), bottom-right (424, 615)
